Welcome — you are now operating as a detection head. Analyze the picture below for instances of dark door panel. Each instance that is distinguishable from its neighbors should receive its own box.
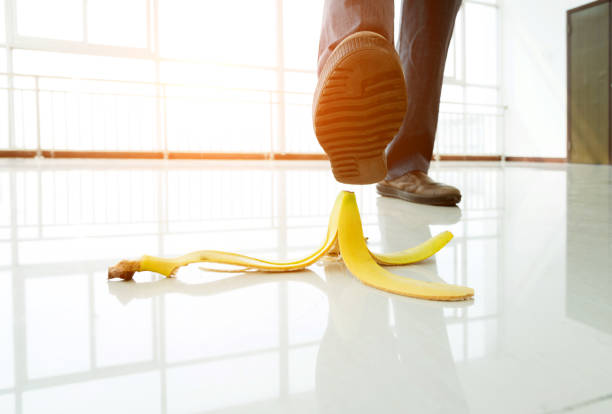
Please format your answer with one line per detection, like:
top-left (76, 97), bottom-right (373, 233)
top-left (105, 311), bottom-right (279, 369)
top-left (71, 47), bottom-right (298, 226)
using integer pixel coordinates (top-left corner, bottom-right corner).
top-left (567, 0), bottom-right (611, 164)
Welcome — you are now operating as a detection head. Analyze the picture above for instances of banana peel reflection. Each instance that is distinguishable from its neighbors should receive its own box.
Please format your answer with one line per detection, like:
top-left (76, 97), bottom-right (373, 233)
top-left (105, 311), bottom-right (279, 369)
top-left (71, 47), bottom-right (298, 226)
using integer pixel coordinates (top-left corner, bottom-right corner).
top-left (108, 191), bottom-right (474, 301)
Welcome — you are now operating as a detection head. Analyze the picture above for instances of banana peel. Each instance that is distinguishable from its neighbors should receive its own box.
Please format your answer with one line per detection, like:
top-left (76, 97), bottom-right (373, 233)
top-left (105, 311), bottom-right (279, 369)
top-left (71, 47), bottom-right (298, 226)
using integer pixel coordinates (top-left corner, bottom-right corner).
top-left (108, 191), bottom-right (474, 301)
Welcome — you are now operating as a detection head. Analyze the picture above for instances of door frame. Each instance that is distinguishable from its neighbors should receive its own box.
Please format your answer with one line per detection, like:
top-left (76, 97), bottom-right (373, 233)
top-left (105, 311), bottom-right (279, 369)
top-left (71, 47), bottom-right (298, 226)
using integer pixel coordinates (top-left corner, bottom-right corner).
top-left (567, 0), bottom-right (612, 164)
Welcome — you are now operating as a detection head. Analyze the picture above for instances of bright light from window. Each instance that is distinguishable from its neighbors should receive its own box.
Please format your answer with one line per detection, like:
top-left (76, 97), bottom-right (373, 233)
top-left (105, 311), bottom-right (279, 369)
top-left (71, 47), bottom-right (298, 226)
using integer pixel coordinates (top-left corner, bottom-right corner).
top-left (2, 1), bottom-right (501, 155)
top-left (159, 0), bottom-right (277, 66)
top-left (0, 47), bottom-right (6, 71)
top-left (0, 0), bottom-right (6, 43)
top-left (12, 49), bottom-right (155, 81)
top-left (17, 0), bottom-right (83, 41)
top-left (466, 2), bottom-right (498, 85)
top-left (88, 0), bottom-right (147, 48)
top-left (283, 0), bottom-right (324, 71)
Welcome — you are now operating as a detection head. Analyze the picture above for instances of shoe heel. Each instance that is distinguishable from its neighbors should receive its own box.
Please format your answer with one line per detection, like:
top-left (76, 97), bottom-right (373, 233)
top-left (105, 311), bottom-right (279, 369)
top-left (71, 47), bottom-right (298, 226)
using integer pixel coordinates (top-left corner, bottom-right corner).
top-left (331, 154), bottom-right (387, 185)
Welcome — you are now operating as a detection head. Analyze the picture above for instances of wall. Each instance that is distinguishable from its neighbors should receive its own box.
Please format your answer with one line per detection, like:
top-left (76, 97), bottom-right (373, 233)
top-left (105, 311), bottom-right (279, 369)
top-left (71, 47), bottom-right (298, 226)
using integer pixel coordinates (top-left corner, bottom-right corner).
top-left (500, 0), bottom-right (595, 158)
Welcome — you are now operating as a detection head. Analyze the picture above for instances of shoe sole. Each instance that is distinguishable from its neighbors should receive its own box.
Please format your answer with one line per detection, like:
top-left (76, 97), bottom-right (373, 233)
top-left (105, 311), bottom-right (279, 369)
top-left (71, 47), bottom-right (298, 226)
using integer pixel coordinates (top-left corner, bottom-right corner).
top-left (313, 31), bottom-right (407, 185)
top-left (376, 183), bottom-right (461, 206)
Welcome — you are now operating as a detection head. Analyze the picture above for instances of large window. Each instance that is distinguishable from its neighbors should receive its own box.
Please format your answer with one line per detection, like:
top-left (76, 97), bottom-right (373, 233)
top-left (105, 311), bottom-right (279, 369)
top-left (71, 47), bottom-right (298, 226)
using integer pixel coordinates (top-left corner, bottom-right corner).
top-left (1, 0), bottom-right (502, 156)
top-left (437, 1), bottom-right (502, 156)
top-left (15, 0), bottom-right (148, 47)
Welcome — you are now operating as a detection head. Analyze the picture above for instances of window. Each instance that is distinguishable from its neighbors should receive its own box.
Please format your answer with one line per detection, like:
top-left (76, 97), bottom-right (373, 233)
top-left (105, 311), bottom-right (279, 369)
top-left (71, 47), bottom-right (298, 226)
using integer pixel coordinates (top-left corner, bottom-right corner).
top-left (465, 2), bottom-right (498, 86)
top-left (17, 0), bottom-right (83, 41)
top-left (436, 1), bottom-right (502, 156)
top-left (1, 0), bottom-right (503, 156)
top-left (0, 0), bottom-right (6, 43)
top-left (87, 0), bottom-right (148, 48)
top-left (159, 0), bottom-right (277, 66)
top-left (283, 0), bottom-right (325, 71)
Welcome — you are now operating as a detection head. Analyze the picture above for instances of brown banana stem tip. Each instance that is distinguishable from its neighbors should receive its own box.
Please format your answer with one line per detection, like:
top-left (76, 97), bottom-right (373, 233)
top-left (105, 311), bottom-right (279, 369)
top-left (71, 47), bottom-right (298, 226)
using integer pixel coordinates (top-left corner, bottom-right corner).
top-left (108, 260), bottom-right (141, 281)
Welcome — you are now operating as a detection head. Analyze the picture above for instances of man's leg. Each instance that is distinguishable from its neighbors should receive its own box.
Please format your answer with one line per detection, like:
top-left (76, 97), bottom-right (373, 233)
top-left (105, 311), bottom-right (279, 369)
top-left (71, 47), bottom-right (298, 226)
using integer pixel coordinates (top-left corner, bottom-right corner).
top-left (378, 0), bottom-right (462, 206)
top-left (387, 0), bottom-right (461, 176)
top-left (314, 0), bottom-right (407, 185)
top-left (318, 0), bottom-right (395, 76)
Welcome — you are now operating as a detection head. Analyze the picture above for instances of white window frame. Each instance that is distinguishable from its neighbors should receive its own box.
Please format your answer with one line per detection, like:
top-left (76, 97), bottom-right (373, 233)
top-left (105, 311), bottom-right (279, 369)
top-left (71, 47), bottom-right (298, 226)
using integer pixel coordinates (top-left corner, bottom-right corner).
top-left (4, 0), bottom-right (155, 58)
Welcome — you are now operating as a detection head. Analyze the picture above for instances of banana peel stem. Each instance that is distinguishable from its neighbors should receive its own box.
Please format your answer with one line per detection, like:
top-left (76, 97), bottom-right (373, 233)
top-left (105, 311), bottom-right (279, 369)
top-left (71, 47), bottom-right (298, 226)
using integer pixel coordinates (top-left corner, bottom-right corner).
top-left (108, 191), bottom-right (474, 301)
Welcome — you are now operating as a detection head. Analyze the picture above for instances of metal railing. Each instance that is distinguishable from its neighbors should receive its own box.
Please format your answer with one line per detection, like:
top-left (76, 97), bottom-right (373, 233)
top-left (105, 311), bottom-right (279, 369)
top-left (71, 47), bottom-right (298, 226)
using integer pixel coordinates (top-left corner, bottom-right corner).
top-left (1, 71), bottom-right (505, 157)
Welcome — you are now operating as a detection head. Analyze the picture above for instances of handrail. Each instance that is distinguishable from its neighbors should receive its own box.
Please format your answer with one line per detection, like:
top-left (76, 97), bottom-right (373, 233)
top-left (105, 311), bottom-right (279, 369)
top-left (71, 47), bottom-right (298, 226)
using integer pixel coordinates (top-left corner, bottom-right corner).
top-left (0, 71), bottom-right (506, 156)
top-left (0, 71), bottom-right (507, 109)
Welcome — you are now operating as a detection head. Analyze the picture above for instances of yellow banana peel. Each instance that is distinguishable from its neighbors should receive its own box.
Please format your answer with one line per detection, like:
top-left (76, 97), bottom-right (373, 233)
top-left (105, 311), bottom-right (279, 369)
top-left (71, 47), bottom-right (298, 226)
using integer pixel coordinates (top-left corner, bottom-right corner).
top-left (108, 191), bottom-right (474, 301)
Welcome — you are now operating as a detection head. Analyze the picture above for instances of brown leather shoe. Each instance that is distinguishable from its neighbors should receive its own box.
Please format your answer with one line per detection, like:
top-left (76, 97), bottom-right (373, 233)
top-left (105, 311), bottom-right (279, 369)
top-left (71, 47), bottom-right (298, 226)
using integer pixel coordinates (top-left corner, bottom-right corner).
top-left (376, 171), bottom-right (462, 206)
top-left (313, 31), bottom-right (407, 185)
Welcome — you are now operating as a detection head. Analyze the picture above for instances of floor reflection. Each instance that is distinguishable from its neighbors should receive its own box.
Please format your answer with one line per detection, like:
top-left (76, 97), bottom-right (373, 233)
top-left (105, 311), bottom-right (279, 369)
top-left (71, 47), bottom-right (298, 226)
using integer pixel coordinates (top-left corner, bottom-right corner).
top-left (108, 264), bottom-right (471, 413)
top-left (566, 165), bottom-right (612, 336)
top-left (318, 259), bottom-right (470, 413)
top-left (1, 160), bottom-right (611, 413)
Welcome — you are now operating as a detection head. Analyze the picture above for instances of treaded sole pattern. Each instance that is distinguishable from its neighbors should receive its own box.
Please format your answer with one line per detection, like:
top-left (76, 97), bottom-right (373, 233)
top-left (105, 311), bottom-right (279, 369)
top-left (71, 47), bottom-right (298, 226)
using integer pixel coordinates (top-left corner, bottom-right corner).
top-left (313, 31), bottom-right (407, 185)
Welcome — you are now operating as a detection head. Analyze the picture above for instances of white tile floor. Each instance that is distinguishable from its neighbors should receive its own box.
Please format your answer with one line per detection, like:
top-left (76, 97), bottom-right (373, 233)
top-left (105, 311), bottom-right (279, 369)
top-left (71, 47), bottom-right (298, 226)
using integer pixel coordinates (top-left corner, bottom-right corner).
top-left (0, 159), bottom-right (611, 414)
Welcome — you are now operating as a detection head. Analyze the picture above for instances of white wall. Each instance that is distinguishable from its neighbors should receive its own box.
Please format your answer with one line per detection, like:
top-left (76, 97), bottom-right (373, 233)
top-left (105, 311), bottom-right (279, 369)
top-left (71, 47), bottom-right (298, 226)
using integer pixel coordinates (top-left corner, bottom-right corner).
top-left (500, 0), bottom-right (595, 158)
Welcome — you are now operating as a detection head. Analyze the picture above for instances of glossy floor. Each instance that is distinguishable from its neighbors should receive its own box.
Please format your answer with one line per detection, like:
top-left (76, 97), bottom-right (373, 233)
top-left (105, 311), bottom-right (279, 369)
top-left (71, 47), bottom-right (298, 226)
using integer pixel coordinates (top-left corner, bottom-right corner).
top-left (0, 159), bottom-right (611, 414)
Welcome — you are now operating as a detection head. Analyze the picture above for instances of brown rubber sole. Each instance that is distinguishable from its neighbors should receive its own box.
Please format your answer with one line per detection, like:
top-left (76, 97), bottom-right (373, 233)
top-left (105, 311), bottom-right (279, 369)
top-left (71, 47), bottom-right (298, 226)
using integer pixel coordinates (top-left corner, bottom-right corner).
top-left (376, 183), bottom-right (462, 206)
top-left (313, 31), bottom-right (407, 185)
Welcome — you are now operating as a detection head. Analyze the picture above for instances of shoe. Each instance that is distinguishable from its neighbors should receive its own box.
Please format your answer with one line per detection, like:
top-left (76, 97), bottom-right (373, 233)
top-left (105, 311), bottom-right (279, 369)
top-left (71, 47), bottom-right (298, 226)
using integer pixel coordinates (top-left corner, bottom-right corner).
top-left (313, 31), bottom-right (407, 185)
top-left (376, 171), bottom-right (462, 206)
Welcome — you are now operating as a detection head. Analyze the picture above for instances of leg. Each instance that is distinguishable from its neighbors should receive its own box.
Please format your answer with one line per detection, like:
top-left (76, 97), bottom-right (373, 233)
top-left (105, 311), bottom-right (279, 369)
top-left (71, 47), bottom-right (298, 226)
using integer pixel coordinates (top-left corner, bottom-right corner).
top-left (386, 0), bottom-right (462, 178)
top-left (318, 0), bottom-right (395, 76)
top-left (314, 0), bottom-right (407, 185)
